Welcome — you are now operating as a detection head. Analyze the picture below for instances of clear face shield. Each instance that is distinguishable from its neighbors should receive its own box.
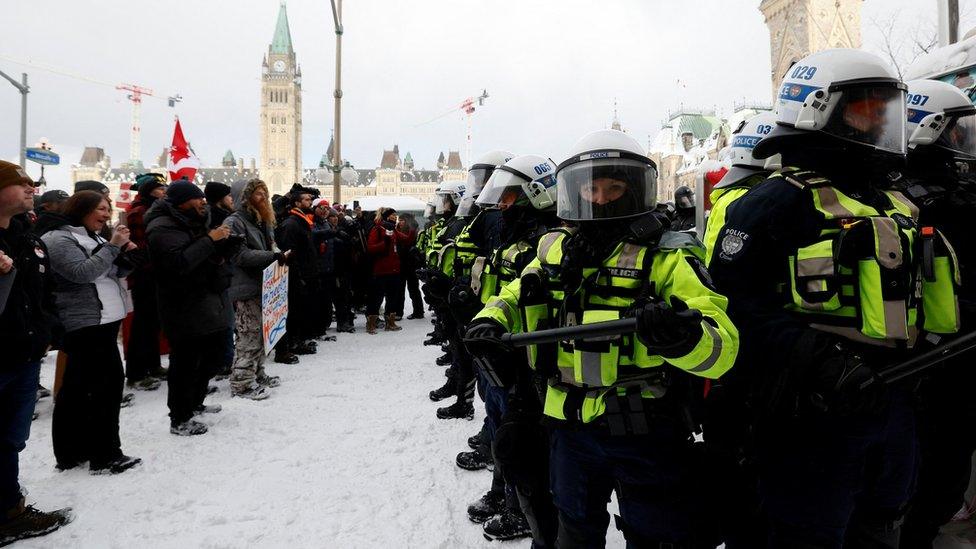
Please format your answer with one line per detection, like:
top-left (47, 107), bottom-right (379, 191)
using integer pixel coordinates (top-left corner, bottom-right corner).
top-left (423, 203), bottom-right (435, 219)
top-left (675, 191), bottom-right (695, 209)
top-left (822, 85), bottom-right (907, 155)
top-left (937, 113), bottom-right (976, 161)
top-left (556, 156), bottom-right (657, 221)
top-left (434, 193), bottom-right (456, 215)
top-left (477, 170), bottom-right (530, 210)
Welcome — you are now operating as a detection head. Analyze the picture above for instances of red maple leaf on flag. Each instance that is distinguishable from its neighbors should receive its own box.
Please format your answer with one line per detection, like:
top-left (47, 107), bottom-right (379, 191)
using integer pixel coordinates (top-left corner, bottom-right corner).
top-left (168, 117), bottom-right (201, 182)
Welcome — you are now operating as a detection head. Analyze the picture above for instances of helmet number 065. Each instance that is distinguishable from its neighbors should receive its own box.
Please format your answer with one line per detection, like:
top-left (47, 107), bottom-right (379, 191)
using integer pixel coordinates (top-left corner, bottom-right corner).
top-left (907, 94), bottom-right (930, 106)
top-left (790, 65), bottom-right (818, 81)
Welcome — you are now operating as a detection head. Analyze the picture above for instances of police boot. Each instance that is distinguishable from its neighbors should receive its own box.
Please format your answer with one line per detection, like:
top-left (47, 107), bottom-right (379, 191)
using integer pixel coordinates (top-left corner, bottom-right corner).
top-left (455, 448), bottom-right (492, 471)
top-left (483, 506), bottom-right (532, 541)
top-left (428, 376), bottom-right (456, 402)
top-left (366, 315), bottom-right (378, 335)
top-left (0, 497), bottom-right (74, 547)
top-left (424, 332), bottom-right (446, 346)
top-left (436, 400), bottom-right (474, 420)
top-left (467, 490), bottom-right (505, 523)
top-left (435, 353), bottom-right (452, 366)
top-left (384, 313), bottom-right (402, 331)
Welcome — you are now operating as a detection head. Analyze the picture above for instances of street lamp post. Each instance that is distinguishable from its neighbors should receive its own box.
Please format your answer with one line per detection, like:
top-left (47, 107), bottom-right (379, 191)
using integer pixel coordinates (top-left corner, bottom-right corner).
top-left (0, 70), bottom-right (29, 168)
top-left (330, 0), bottom-right (344, 205)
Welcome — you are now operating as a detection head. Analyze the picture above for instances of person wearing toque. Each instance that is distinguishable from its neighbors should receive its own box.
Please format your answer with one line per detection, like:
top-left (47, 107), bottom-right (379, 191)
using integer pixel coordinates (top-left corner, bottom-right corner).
top-left (204, 182), bottom-right (233, 229)
top-left (145, 179), bottom-right (233, 437)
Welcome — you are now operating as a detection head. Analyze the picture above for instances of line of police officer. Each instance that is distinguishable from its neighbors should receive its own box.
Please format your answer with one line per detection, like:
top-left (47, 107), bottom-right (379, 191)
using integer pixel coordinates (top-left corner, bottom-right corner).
top-left (414, 46), bottom-right (974, 548)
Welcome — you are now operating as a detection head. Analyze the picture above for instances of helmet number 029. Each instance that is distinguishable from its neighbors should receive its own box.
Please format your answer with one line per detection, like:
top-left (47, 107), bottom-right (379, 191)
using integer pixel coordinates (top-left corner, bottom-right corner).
top-left (790, 65), bottom-right (818, 81)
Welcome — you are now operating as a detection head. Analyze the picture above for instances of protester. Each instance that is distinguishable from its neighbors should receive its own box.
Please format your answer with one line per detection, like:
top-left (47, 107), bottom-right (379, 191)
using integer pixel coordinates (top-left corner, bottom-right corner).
top-left (332, 210), bottom-right (357, 333)
top-left (123, 173), bottom-right (168, 391)
top-left (395, 212), bottom-right (424, 320)
top-left (274, 188), bottom-right (319, 359)
top-left (41, 191), bottom-right (141, 474)
top-left (30, 190), bottom-right (69, 236)
top-left (146, 180), bottom-right (233, 436)
top-left (224, 178), bottom-right (288, 399)
top-left (365, 207), bottom-right (408, 334)
top-left (0, 161), bottom-right (73, 544)
top-left (311, 200), bottom-right (338, 336)
top-left (204, 182), bottom-right (233, 229)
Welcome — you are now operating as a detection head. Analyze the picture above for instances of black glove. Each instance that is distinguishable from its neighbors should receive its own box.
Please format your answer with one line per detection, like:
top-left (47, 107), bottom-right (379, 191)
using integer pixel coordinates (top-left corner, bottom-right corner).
top-left (804, 342), bottom-right (886, 416)
top-left (464, 319), bottom-right (516, 387)
top-left (635, 296), bottom-right (703, 357)
top-left (424, 271), bottom-right (452, 298)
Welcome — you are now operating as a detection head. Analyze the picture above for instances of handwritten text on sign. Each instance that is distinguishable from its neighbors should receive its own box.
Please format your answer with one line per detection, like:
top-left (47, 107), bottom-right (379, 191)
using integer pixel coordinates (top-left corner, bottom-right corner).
top-left (262, 262), bottom-right (289, 355)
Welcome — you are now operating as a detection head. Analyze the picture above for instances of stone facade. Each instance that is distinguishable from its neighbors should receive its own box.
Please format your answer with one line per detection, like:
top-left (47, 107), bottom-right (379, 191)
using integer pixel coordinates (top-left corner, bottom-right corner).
top-left (760, 0), bottom-right (863, 97)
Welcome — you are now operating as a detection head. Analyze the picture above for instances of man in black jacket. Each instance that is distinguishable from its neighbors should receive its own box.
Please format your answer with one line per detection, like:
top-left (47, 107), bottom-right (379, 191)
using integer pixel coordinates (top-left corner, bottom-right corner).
top-left (274, 189), bottom-right (319, 357)
top-left (0, 161), bottom-right (73, 545)
top-left (146, 180), bottom-right (234, 436)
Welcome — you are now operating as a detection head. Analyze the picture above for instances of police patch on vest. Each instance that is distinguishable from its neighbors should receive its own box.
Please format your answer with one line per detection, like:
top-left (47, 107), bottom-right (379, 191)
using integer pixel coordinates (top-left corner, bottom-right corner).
top-left (720, 233), bottom-right (745, 257)
top-left (608, 267), bottom-right (641, 278)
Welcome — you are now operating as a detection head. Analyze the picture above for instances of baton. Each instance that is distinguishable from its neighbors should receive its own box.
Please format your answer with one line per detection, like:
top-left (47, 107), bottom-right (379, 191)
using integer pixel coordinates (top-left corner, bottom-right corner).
top-left (499, 318), bottom-right (639, 347)
top-left (860, 330), bottom-right (976, 389)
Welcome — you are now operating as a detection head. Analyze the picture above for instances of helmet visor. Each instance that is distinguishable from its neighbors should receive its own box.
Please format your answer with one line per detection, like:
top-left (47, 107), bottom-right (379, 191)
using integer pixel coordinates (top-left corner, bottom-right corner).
top-left (465, 168), bottom-right (493, 199)
top-left (556, 158), bottom-right (657, 221)
top-left (424, 203), bottom-right (435, 218)
top-left (434, 193), bottom-right (456, 215)
top-left (675, 191), bottom-right (695, 209)
top-left (477, 170), bottom-right (530, 209)
top-left (822, 86), bottom-right (907, 154)
top-left (456, 196), bottom-right (480, 218)
top-left (937, 113), bottom-right (976, 160)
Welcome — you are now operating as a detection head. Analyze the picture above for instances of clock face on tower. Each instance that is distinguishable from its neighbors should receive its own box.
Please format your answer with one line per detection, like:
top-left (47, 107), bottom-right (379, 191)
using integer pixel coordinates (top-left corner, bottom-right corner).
top-left (273, 60), bottom-right (286, 73)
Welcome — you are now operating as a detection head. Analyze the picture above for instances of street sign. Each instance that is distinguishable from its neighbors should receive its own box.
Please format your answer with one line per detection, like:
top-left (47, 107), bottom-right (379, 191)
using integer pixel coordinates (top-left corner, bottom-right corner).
top-left (25, 148), bottom-right (59, 166)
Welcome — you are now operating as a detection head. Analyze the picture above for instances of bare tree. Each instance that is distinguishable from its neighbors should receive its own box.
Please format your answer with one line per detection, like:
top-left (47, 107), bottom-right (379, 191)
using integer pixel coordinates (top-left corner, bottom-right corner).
top-left (871, 12), bottom-right (938, 79)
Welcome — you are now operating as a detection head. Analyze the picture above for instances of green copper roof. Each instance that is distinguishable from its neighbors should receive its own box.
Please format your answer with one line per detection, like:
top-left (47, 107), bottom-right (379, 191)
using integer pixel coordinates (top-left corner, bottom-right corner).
top-left (677, 114), bottom-right (722, 140)
top-left (223, 150), bottom-right (235, 162)
top-left (271, 3), bottom-right (293, 54)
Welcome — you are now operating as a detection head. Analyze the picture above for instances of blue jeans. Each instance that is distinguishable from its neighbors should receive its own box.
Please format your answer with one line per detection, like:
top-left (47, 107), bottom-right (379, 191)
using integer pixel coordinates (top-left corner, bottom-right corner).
top-left (0, 361), bottom-right (40, 511)
top-left (549, 425), bottom-right (701, 548)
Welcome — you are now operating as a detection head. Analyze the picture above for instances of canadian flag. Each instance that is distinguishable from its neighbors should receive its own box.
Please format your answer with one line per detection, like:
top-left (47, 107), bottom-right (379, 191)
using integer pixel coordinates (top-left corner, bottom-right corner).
top-left (168, 117), bottom-right (200, 182)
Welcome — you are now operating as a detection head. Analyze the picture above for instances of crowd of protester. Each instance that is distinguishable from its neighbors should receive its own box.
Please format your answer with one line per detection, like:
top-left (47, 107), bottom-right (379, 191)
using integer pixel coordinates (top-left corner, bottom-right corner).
top-left (0, 161), bottom-right (424, 544)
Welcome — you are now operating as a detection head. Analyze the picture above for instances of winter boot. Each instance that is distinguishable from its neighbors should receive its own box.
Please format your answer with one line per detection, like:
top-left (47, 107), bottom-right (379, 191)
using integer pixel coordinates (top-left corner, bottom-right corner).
top-left (126, 377), bottom-right (161, 391)
top-left (407, 311), bottom-right (424, 320)
top-left (120, 393), bottom-right (135, 408)
top-left (435, 353), bottom-right (452, 366)
top-left (193, 404), bottom-right (222, 415)
top-left (292, 341), bottom-right (317, 355)
top-left (423, 332), bottom-right (446, 346)
top-left (385, 313), bottom-right (402, 332)
top-left (483, 506), bottom-right (532, 541)
top-left (0, 498), bottom-right (73, 547)
top-left (467, 491), bottom-right (505, 524)
top-left (36, 385), bottom-right (51, 399)
top-left (149, 366), bottom-right (169, 379)
top-left (90, 455), bottom-right (142, 475)
top-left (274, 351), bottom-right (299, 364)
top-left (456, 448), bottom-right (492, 471)
top-left (336, 323), bottom-right (355, 333)
top-left (256, 374), bottom-right (281, 388)
top-left (428, 376), bottom-right (456, 401)
top-left (436, 401), bottom-right (474, 420)
top-left (233, 384), bottom-right (271, 401)
top-left (170, 419), bottom-right (209, 436)
top-left (367, 315), bottom-right (379, 335)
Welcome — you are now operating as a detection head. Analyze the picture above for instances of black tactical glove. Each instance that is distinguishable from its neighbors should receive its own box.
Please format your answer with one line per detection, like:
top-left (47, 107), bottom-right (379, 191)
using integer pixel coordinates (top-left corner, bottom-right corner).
top-left (805, 343), bottom-right (886, 416)
top-left (464, 319), bottom-right (516, 388)
top-left (635, 296), bottom-right (703, 357)
top-left (423, 270), bottom-right (452, 298)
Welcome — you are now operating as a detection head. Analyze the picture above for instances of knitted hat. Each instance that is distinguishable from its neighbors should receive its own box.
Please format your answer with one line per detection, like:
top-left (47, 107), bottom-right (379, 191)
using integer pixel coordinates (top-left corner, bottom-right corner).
top-left (74, 180), bottom-right (109, 195)
top-left (382, 208), bottom-right (398, 220)
top-left (312, 198), bottom-right (331, 209)
top-left (136, 173), bottom-right (167, 198)
top-left (204, 182), bottom-right (232, 204)
top-left (0, 160), bottom-right (33, 190)
top-left (166, 180), bottom-right (206, 206)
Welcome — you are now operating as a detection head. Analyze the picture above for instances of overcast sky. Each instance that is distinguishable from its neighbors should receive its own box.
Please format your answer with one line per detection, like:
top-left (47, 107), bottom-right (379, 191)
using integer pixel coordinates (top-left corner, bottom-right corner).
top-left (3, 0), bottom-right (975, 190)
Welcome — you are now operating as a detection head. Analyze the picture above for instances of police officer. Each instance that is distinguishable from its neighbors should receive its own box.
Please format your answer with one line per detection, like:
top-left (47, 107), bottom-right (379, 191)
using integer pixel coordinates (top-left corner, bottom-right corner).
top-left (466, 129), bottom-right (738, 548)
top-left (710, 49), bottom-right (960, 548)
top-left (460, 154), bottom-right (564, 543)
top-left (671, 185), bottom-right (696, 231)
top-left (432, 151), bottom-right (514, 421)
top-left (891, 79), bottom-right (976, 548)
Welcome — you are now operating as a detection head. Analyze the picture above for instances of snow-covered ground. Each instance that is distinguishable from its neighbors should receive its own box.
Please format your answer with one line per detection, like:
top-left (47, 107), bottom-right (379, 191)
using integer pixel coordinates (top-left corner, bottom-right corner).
top-left (12, 314), bottom-right (976, 548)
top-left (15, 316), bottom-right (625, 548)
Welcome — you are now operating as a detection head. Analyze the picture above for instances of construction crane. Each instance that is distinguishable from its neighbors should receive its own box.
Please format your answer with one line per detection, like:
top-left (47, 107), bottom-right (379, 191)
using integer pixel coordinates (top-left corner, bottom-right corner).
top-left (0, 54), bottom-right (181, 167)
top-left (116, 84), bottom-right (183, 166)
top-left (415, 89), bottom-right (489, 168)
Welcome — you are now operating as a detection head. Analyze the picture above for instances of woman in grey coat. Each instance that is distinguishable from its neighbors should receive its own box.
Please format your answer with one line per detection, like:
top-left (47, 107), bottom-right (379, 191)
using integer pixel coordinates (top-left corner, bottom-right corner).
top-left (41, 191), bottom-right (141, 475)
top-left (224, 179), bottom-right (290, 400)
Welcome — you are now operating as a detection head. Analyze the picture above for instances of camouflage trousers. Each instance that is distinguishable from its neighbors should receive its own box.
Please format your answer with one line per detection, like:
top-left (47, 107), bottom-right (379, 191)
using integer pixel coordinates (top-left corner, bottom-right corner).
top-left (231, 298), bottom-right (266, 393)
